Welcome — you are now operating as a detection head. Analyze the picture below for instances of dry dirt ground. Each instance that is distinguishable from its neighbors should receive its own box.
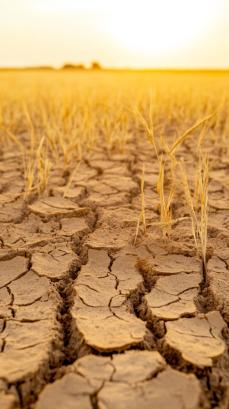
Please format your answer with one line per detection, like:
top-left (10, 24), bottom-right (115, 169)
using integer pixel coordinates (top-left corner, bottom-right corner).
top-left (0, 137), bottom-right (229, 409)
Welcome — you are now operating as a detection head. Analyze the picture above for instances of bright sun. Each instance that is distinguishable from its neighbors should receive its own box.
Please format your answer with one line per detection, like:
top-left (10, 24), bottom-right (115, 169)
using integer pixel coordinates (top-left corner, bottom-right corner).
top-left (108, 0), bottom-right (223, 56)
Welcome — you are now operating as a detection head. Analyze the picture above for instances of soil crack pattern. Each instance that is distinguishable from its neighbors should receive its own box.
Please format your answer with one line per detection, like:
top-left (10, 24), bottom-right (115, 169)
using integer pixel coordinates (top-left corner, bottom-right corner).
top-left (35, 351), bottom-right (204, 409)
top-left (0, 135), bottom-right (229, 409)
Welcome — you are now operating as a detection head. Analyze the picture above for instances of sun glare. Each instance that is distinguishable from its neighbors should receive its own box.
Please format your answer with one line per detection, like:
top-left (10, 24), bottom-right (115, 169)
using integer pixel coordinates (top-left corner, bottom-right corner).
top-left (108, 0), bottom-right (223, 56)
top-left (0, 0), bottom-right (228, 68)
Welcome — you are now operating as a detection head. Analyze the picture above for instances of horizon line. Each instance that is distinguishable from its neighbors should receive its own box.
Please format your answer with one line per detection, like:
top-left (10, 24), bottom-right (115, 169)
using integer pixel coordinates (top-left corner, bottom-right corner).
top-left (0, 65), bottom-right (229, 73)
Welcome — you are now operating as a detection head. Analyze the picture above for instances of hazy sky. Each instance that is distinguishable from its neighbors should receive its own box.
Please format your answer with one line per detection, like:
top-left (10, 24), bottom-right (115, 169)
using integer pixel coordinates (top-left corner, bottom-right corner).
top-left (0, 0), bottom-right (229, 68)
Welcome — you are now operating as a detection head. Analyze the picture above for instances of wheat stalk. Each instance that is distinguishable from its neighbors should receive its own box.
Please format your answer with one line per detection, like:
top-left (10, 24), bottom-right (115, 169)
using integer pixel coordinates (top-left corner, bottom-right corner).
top-left (169, 113), bottom-right (215, 155)
top-left (157, 157), bottom-right (174, 238)
top-left (134, 165), bottom-right (146, 245)
top-left (179, 154), bottom-right (209, 267)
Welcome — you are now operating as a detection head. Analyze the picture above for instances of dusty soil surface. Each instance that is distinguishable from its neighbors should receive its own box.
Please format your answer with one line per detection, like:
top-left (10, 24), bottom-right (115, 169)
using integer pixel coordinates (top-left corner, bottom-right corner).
top-left (0, 138), bottom-right (229, 409)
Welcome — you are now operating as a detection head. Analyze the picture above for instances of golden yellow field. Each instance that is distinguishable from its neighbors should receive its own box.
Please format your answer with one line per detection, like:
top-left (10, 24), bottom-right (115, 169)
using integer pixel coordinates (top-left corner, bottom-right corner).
top-left (1, 70), bottom-right (229, 167)
top-left (0, 70), bottom-right (229, 409)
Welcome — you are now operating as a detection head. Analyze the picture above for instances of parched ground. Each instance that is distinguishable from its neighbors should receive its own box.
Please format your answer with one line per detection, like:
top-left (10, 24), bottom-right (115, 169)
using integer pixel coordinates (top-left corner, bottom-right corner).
top-left (0, 136), bottom-right (229, 409)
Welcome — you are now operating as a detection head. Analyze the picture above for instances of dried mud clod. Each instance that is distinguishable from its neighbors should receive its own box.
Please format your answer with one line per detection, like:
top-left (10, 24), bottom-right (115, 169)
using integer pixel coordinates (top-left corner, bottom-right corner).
top-left (133, 241), bottom-right (229, 408)
top-left (34, 351), bottom-right (206, 409)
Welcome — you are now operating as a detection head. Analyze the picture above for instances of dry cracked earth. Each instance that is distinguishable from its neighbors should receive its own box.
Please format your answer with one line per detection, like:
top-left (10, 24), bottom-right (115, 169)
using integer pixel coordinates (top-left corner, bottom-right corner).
top-left (0, 138), bottom-right (229, 409)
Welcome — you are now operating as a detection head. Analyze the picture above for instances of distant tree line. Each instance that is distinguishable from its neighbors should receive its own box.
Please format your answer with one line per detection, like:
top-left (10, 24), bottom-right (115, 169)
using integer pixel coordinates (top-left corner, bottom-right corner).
top-left (0, 62), bottom-right (103, 71)
top-left (62, 61), bottom-right (102, 70)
